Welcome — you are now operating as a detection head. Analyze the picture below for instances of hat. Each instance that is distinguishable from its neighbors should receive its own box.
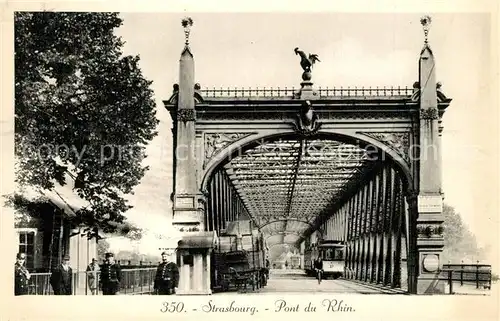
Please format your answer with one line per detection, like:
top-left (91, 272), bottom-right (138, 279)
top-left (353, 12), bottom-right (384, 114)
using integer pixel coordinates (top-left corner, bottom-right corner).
top-left (16, 253), bottom-right (26, 259)
top-left (105, 252), bottom-right (114, 258)
top-left (63, 255), bottom-right (70, 261)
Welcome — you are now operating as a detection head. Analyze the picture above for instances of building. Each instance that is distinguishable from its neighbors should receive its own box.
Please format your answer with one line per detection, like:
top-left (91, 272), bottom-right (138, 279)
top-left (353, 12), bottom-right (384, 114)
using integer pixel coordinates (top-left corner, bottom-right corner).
top-left (14, 186), bottom-right (98, 274)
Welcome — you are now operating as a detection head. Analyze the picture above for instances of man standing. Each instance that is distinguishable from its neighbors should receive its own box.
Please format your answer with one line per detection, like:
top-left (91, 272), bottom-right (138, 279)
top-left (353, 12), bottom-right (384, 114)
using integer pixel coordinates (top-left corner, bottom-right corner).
top-left (86, 258), bottom-right (100, 295)
top-left (100, 253), bottom-right (121, 295)
top-left (50, 255), bottom-right (73, 295)
top-left (154, 251), bottom-right (179, 295)
top-left (14, 253), bottom-right (31, 295)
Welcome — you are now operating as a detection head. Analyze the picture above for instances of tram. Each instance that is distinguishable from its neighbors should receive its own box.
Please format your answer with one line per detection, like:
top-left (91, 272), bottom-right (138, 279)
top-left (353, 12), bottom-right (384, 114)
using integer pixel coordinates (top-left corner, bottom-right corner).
top-left (304, 240), bottom-right (345, 279)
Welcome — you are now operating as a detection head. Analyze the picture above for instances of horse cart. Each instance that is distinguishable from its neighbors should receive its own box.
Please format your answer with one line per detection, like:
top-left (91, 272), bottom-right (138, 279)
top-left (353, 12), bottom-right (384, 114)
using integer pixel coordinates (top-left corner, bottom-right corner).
top-left (211, 221), bottom-right (268, 292)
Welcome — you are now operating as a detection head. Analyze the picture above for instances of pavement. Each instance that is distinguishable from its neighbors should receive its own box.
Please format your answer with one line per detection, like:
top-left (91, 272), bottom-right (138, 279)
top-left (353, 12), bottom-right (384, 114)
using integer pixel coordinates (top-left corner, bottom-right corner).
top-left (212, 269), bottom-right (494, 295)
top-left (215, 269), bottom-right (406, 295)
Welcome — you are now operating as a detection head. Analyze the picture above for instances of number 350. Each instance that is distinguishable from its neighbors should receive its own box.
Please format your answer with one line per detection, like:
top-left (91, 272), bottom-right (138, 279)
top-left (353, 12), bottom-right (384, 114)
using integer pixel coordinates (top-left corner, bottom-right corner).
top-left (161, 302), bottom-right (185, 313)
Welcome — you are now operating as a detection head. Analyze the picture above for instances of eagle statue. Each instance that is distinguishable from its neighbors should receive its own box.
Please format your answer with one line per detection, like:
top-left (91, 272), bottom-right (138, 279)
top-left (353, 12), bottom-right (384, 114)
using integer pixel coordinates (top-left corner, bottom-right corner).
top-left (294, 47), bottom-right (321, 72)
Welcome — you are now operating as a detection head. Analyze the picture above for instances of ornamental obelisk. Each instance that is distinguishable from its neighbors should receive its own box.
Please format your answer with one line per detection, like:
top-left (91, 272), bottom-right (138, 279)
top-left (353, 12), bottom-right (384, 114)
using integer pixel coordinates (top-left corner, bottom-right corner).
top-left (415, 15), bottom-right (445, 294)
top-left (172, 17), bottom-right (200, 229)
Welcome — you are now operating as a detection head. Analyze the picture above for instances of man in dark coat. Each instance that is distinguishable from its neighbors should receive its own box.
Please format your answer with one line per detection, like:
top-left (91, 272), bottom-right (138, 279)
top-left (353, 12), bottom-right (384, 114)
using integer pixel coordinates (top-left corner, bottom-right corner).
top-left (313, 257), bottom-right (324, 270)
top-left (14, 253), bottom-right (31, 295)
top-left (154, 251), bottom-right (179, 295)
top-left (100, 252), bottom-right (122, 295)
top-left (50, 255), bottom-right (73, 295)
top-left (313, 257), bottom-right (324, 284)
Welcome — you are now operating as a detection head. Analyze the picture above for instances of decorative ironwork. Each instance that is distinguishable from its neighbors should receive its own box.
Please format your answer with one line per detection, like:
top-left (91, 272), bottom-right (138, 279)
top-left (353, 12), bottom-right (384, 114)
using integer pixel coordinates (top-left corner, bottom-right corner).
top-left (198, 86), bottom-right (413, 99)
top-left (179, 226), bottom-right (201, 232)
top-left (204, 133), bottom-right (253, 167)
top-left (420, 15), bottom-right (432, 44)
top-left (416, 224), bottom-right (444, 238)
top-left (181, 17), bottom-right (194, 45)
top-left (420, 108), bottom-right (439, 120)
top-left (224, 138), bottom-right (374, 230)
top-left (177, 109), bottom-right (195, 122)
top-left (361, 132), bottom-right (410, 162)
top-left (318, 86), bottom-right (413, 98)
top-left (197, 111), bottom-right (410, 122)
top-left (294, 47), bottom-right (320, 81)
top-left (292, 100), bottom-right (321, 137)
top-left (294, 48), bottom-right (320, 73)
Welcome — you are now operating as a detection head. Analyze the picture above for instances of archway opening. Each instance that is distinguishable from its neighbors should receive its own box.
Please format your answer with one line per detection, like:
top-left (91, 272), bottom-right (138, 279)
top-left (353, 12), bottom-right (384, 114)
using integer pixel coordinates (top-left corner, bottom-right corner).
top-left (204, 132), bottom-right (413, 293)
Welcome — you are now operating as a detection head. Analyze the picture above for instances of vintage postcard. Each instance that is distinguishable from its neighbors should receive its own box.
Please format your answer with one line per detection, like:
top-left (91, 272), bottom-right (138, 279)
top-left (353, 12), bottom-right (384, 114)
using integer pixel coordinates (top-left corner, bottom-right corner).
top-left (0, 1), bottom-right (498, 321)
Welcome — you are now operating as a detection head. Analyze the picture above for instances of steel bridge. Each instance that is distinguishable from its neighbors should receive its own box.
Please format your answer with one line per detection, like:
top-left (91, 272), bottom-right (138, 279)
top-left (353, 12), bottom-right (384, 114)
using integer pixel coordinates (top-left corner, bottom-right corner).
top-left (164, 17), bottom-right (452, 295)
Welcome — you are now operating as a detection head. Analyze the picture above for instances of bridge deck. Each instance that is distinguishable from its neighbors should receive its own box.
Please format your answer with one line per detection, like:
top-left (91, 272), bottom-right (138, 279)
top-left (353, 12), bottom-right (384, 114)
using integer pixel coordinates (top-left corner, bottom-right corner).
top-left (215, 269), bottom-right (406, 295)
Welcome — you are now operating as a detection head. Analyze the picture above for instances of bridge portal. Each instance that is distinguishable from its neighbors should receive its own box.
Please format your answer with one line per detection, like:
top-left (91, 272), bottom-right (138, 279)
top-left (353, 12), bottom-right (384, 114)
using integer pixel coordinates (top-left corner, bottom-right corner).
top-left (164, 16), bottom-right (451, 295)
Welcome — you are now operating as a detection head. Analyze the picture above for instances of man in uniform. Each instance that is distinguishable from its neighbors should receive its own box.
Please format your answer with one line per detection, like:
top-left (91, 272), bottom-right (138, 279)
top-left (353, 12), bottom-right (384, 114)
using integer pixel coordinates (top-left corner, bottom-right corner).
top-left (154, 250), bottom-right (179, 295)
top-left (14, 253), bottom-right (31, 295)
top-left (100, 252), bottom-right (122, 295)
top-left (50, 255), bottom-right (73, 295)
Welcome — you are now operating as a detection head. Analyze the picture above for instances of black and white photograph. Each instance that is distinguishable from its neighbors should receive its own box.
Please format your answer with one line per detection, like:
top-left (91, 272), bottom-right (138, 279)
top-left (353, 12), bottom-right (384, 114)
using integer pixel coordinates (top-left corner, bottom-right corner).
top-left (1, 2), bottom-right (498, 321)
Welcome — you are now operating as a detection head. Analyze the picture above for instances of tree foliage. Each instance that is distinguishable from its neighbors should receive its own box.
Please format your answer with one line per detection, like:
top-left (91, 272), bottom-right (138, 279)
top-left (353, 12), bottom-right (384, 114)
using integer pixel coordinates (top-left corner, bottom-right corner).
top-left (442, 204), bottom-right (487, 263)
top-left (96, 239), bottom-right (110, 260)
top-left (114, 250), bottom-right (160, 265)
top-left (14, 12), bottom-right (159, 238)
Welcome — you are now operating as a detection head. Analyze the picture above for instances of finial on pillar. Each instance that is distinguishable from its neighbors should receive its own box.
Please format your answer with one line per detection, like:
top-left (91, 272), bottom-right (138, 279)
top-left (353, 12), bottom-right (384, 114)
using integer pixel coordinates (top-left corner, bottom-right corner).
top-left (181, 17), bottom-right (194, 46)
top-left (420, 15), bottom-right (432, 44)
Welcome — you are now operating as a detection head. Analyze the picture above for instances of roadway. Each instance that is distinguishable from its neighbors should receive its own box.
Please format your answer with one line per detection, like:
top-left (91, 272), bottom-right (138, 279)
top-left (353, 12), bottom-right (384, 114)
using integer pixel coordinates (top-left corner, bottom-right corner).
top-left (216, 269), bottom-right (407, 295)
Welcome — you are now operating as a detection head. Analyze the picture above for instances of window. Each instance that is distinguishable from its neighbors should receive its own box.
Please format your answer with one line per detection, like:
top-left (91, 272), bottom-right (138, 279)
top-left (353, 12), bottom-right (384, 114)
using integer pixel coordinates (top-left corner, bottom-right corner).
top-left (320, 247), bottom-right (345, 261)
top-left (18, 229), bottom-right (36, 269)
top-left (334, 248), bottom-right (345, 260)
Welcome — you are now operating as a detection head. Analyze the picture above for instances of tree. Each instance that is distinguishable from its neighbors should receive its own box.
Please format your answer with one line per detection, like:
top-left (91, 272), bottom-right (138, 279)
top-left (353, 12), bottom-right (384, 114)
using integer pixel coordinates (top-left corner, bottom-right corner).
top-left (441, 204), bottom-right (486, 263)
top-left (97, 239), bottom-right (110, 261)
top-left (14, 12), bottom-right (159, 238)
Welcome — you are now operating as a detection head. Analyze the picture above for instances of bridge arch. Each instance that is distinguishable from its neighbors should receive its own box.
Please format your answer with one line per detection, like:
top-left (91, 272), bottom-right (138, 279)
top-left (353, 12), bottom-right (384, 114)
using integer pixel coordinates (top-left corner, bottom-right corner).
top-left (201, 130), bottom-right (416, 257)
top-left (201, 130), bottom-right (414, 196)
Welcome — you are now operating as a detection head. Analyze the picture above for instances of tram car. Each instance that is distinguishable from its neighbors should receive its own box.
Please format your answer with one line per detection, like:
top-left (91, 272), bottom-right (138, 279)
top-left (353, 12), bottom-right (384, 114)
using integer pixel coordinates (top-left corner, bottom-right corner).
top-left (304, 240), bottom-right (345, 279)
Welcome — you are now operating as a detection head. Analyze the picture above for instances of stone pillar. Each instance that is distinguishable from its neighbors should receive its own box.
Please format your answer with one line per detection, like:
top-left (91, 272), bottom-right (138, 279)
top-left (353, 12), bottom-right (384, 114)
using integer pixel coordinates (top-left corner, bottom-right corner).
top-left (298, 70), bottom-right (319, 100)
top-left (172, 36), bottom-right (213, 294)
top-left (193, 253), bottom-right (203, 291)
top-left (300, 241), bottom-right (305, 269)
top-left (176, 233), bottom-right (214, 295)
top-left (172, 44), bottom-right (203, 230)
top-left (205, 252), bottom-right (211, 291)
top-left (415, 42), bottom-right (445, 294)
top-left (181, 264), bottom-right (191, 293)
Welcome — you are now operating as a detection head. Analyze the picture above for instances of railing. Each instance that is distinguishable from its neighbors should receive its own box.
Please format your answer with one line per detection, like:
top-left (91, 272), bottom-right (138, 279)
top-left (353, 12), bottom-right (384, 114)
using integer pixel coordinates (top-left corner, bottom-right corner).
top-left (200, 87), bottom-right (297, 98)
top-left (26, 268), bottom-right (157, 295)
top-left (120, 268), bottom-right (156, 295)
top-left (318, 86), bottom-right (413, 97)
top-left (441, 263), bottom-right (492, 294)
top-left (199, 86), bottom-right (414, 98)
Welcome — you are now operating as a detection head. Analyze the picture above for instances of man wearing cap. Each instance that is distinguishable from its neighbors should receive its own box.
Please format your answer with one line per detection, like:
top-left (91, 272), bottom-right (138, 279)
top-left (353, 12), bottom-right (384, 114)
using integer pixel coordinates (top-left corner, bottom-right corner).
top-left (14, 253), bottom-right (31, 295)
top-left (154, 250), bottom-right (179, 295)
top-left (50, 255), bottom-right (73, 295)
top-left (100, 252), bottom-right (122, 295)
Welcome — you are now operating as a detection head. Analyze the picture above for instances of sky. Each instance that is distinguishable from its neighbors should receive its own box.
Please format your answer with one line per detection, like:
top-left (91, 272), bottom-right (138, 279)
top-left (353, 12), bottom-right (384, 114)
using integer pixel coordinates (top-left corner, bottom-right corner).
top-left (105, 12), bottom-right (497, 262)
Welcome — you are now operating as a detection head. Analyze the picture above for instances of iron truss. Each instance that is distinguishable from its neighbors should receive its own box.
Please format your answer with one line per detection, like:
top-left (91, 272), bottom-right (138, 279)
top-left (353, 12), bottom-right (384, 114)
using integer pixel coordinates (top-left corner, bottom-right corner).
top-left (223, 138), bottom-right (377, 245)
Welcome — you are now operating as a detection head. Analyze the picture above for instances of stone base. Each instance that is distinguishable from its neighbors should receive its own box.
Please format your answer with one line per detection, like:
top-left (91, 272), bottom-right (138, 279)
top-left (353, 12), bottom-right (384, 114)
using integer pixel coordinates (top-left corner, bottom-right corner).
top-left (417, 274), bottom-right (446, 294)
top-left (298, 82), bottom-right (318, 100)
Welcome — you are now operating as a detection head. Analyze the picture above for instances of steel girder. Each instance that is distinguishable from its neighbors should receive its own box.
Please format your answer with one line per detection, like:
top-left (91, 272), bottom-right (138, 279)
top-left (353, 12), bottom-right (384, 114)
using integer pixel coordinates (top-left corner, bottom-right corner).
top-left (223, 137), bottom-right (376, 246)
